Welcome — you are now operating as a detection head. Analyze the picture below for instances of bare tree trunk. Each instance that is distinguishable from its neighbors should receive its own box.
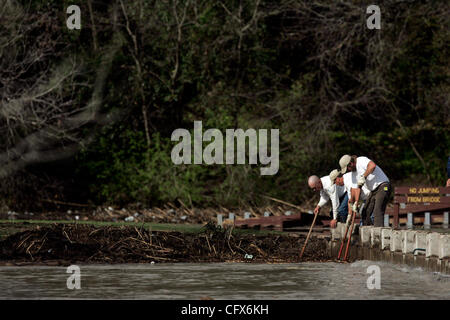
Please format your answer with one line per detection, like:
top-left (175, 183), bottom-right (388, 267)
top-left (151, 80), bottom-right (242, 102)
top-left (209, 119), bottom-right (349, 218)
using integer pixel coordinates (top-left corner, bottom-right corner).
top-left (87, 0), bottom-right (98, 51)
top-left (119, 0), bottom-right (151, 146)
top-left (0, 2), bottom-right (124, 178)
top-left (395, 119), bottom-right (432, 184)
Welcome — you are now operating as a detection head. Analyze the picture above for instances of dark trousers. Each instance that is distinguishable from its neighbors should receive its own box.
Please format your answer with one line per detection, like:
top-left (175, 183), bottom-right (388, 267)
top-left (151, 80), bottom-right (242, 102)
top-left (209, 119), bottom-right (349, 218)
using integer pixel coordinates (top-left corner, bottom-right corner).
top-left (337, 192), bottom-right (349, 222)
top-left (363, 182), bottom-right (391, 227)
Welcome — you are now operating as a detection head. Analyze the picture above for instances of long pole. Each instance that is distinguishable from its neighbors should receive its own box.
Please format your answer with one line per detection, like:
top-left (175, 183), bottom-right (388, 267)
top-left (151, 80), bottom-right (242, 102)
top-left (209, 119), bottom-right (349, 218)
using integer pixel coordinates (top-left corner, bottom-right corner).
top-left (343, 210), bottom-right (356, 261)
top-left (337, 218), bottom-right (351, 260)
top-left (299, 210), bottom-right (319, 260)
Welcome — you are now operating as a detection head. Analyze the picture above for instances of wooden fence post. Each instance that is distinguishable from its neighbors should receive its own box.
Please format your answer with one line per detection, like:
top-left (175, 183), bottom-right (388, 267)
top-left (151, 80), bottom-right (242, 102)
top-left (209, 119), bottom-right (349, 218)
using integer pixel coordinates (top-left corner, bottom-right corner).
top-left (393, 202), bottom-right (400, 229)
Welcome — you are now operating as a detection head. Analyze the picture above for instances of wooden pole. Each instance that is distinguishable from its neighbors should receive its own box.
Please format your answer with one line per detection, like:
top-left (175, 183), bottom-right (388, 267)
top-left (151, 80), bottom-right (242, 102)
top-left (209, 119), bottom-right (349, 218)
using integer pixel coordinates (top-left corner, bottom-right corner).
top-left (262, 195), bottom-right (303, 211)
top-left (343, 211), bottom-right (356, 261)
top-left (393, 203), bottom-right (399, 229)
top-left (337, 219), bottom-right (351, 260)
top-left (299, 210), bottom-right (319, 260)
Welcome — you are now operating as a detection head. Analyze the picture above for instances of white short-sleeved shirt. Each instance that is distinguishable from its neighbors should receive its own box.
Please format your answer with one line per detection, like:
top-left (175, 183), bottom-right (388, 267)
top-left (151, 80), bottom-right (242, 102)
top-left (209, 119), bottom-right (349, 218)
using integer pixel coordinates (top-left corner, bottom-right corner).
top-left (343, 172), bottom-right (370, 201)
top-left (352, 156), bottom-right (389, 191)
top-left (317, 175), bottom-right (346, 219)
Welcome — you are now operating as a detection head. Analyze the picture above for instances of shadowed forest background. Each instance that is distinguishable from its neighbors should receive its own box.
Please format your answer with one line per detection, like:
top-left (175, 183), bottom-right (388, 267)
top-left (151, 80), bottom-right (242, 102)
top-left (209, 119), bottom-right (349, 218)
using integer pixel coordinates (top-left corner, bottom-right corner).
top-left (0, 0), bottom-right (448, 212)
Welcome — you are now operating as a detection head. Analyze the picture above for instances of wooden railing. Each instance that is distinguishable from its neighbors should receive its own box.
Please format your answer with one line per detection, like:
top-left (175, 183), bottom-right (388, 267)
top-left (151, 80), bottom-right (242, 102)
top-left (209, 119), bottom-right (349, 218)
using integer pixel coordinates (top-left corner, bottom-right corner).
top-left (386, 186), bottom-right (450, 229)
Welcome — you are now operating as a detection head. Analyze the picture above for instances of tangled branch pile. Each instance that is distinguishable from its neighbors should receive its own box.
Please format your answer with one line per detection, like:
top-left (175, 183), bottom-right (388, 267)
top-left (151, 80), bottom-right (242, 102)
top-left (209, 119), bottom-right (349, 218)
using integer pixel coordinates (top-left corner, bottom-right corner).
top-left (0, 223), bottom-right (330, 264)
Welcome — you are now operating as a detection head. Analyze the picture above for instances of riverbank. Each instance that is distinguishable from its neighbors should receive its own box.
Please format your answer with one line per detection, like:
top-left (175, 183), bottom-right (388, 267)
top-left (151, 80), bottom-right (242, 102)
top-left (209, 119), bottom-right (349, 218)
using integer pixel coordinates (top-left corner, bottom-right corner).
top-left (0, 222), bottom-right (331, 266)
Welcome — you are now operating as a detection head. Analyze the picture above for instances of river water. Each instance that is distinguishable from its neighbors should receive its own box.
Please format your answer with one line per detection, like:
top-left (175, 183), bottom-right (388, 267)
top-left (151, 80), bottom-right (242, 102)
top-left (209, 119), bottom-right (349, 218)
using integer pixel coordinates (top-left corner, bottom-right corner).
top-left (0, 260), bottom-right (449, 299)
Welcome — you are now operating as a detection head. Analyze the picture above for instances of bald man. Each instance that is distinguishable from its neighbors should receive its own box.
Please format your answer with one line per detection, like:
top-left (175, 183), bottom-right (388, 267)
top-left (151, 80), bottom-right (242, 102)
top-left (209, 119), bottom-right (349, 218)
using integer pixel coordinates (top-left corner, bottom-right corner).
top-left (308, 170), bottom-right (348, 229)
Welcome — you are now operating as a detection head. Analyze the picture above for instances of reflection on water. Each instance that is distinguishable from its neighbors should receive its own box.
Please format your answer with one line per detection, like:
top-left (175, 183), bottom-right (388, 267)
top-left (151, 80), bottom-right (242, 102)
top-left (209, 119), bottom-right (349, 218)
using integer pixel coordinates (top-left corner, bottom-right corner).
top-left (0, 261), bottom-right (449, 299)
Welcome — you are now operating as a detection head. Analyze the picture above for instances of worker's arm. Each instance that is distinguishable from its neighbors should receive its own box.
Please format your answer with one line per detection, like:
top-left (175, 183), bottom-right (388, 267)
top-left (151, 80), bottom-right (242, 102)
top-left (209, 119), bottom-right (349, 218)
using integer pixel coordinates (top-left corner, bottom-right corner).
top-left (342, 189), bottom-right (354, 226)
top-left (314, 191), bottom-right (329, 215)
top-left (363, 161), bottom-right (376, 178)
top-left (358, 160), bottom-right (376, 187)
top-left (317, 190), bottom-right (334, 227)
top-left (330, 186), bottom-right (339, 221)
top-left (317, 191), bottom-right (329, 208)
top-left (352, 187), bottom-right (361, 212)
top-left (349, 187), bottom-right (356, 203)
top-left (329, 195), bottom-right (340, 227)
top-left (347, 188), bottom-right (355, 215)
top-left (353, 187), bottom-right (361, 203)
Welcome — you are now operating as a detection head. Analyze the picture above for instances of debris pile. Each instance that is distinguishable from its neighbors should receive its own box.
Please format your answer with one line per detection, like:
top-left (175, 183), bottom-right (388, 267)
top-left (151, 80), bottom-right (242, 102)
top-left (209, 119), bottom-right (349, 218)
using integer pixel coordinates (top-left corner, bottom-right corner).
top-left (0, 223), bottom-right (331, 265)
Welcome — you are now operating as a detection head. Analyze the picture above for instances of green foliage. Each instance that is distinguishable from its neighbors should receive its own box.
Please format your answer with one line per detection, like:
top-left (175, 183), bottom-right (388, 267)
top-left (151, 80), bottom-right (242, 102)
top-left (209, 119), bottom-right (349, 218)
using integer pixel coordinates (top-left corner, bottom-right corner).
top-left (73, 0), bottom-right (450, 207)
top-left (4, 1), bottom-right (449, 210)
top-left (77, 130), bottom-right (211, 206)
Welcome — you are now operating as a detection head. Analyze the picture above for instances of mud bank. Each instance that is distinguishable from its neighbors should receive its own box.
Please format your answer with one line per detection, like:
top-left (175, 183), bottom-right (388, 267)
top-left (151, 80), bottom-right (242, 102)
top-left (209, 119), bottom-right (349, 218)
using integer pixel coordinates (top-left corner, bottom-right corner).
top-left (0, 223), bottom-right (331, 265)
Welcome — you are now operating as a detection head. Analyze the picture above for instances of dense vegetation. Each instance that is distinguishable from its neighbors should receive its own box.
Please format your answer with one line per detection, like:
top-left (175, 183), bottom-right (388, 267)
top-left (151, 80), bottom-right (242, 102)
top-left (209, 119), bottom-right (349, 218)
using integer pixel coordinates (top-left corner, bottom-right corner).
top-left (0, 0), bottom-right (448, 211)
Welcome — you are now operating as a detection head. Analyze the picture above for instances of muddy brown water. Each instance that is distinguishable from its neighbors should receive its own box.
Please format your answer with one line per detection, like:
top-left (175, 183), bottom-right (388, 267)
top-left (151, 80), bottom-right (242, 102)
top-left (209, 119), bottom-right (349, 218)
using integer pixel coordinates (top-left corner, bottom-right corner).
top-left (1, 261), bottom-right (449, 299)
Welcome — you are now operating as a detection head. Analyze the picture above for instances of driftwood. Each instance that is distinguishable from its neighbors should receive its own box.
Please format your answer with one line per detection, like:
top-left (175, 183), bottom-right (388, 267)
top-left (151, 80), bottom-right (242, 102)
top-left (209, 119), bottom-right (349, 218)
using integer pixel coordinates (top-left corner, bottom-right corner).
top-left (0, 223), bottom-right (331, 264)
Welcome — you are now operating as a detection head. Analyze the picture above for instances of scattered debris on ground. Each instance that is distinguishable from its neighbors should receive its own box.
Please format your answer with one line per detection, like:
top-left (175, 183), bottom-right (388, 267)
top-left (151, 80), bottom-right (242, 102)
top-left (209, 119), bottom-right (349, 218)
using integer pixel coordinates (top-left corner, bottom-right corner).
top-left (0, 201), bottom-right (322, 225)
top-left (0, 222), bottom-right (331, 265)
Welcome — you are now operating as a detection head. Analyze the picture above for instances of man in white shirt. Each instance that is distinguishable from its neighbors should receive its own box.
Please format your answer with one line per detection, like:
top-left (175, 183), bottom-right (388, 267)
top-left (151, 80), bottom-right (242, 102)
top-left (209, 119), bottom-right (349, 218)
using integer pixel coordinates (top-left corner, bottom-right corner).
top-left (339, 155), bottom-right (391, 227)
top-left (334, 172), bottom-right (372, 224)
top-left (308, 170), bottom-right (348, 229)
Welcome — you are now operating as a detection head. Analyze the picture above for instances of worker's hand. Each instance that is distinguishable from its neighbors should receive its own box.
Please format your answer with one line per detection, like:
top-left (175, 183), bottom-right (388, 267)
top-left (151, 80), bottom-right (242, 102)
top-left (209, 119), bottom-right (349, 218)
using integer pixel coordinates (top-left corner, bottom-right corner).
top-left (352, 202), bottom-right (358, 213)
top-left (447, 178), bottom-right (450, 187)
top-left (357, 175), bottom-right (366, 187)
top-left (346, 214), bottom-right (351, 225)
top-left (330, 219), bottom-right (337, 229)
top-left (314, 206), bottom-right (321, 215)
